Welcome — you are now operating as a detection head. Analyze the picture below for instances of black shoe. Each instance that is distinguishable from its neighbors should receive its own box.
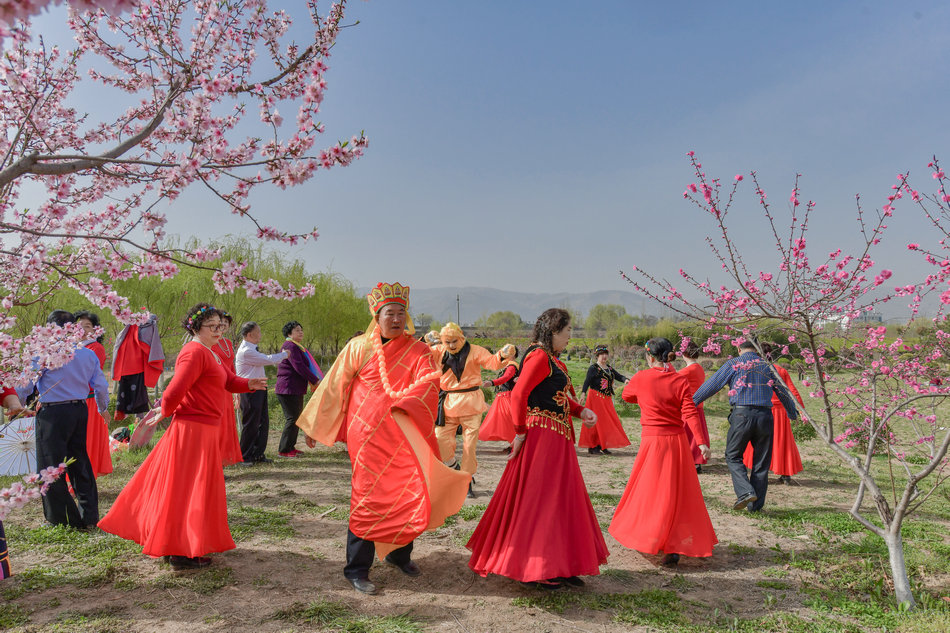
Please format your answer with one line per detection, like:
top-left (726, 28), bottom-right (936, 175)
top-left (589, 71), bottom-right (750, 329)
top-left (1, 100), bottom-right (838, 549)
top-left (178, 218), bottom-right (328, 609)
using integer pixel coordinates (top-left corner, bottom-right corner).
top-left (167, 555), bottom-right (211, 570)
top-left (554, 576), bottom-right (585, 587)
top-left (238, 460), bottom-right (255, 467)
top-left (520, 579), bottom-right (562, 590)
top-left (661, 553), bottom-right (680, 567)
top-left (385, 557), bottom-right (421, 577)
top-left (588, 447), bottom-right (603, 455)
top-left (778, 475), bottom-right (791, 484)
top-left (601, 448), bottom-right (612, 455)
top-left (695, 464), bottom-right (703, 474)
top-left (467, 482), bottom-right (477, 499)
top-left (256, 456), bottom-right (273, 464)
top-left (733, 493), bottom-right (758, 511)
top-left (349, 577), bottom-right (378, 594)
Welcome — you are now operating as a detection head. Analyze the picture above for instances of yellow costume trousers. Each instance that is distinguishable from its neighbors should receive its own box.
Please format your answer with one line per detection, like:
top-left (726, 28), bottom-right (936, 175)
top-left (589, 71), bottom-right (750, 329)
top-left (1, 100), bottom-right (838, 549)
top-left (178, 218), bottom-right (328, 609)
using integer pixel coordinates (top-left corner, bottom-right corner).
top-left (435, 413), bottom-right (482, 475)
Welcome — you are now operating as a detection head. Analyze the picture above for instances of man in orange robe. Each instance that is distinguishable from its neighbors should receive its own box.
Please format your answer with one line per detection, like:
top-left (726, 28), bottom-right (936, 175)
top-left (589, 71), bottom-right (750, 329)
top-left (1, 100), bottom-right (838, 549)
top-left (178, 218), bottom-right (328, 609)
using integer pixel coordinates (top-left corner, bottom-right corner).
top-left (297, 282), bottom-right (469, 595)
top-left (430, 322), bottom-right (512, 498)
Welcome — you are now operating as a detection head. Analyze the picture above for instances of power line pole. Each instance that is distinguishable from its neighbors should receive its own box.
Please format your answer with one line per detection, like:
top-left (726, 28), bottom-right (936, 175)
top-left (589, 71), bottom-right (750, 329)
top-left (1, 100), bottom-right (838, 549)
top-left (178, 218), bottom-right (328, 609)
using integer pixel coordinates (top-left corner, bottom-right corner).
top-left (456, 294), bottom-right (460, 325)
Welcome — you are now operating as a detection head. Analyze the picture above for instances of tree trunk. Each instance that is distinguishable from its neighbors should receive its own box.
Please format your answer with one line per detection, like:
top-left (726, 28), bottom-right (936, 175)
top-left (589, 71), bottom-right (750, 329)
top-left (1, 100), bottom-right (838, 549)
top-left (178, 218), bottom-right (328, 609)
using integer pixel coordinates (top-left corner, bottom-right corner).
top-left (884, 528), bottom-right (916, 609)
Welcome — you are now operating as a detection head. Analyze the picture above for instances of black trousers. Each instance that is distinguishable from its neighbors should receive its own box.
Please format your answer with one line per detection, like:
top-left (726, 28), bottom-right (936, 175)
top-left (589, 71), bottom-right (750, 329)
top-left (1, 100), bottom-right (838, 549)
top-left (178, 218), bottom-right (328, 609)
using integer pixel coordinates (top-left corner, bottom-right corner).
top-left (276, 393), bottom-right (304, 454)
top-left (35, 401), bottom-right (99, 527)
top-left (724, 406), bottom-right (774, 512)
top-left (343, 528), bottom-right (413, 580)
top-left (239, 389), bottom-right (270, 461)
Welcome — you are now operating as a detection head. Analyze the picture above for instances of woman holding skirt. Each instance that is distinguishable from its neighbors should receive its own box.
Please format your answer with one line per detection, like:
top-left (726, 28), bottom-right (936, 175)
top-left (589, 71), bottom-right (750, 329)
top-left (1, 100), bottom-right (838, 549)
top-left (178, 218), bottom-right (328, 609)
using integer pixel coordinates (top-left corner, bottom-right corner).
top-left (610, 337), bottom-right (717, 566)
top-left (99, 304), bottom-right (265, 570)
top-left (468, 309), bottom-right (608, 589)
top-left (578, 345), bottom-right (630, 455)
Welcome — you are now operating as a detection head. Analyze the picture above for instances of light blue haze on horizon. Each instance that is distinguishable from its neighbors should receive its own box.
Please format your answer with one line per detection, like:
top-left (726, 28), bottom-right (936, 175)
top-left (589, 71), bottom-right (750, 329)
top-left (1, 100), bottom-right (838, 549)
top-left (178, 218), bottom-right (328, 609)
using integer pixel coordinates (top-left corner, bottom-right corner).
top-left (29, 1), bottom-right (950, 311)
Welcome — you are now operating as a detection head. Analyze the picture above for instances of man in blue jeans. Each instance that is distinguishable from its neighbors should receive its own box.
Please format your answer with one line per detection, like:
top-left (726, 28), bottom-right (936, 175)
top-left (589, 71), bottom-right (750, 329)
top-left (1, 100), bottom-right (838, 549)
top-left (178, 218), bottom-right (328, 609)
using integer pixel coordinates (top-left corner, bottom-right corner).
top-left (692, 339), bottom-right (798, 512)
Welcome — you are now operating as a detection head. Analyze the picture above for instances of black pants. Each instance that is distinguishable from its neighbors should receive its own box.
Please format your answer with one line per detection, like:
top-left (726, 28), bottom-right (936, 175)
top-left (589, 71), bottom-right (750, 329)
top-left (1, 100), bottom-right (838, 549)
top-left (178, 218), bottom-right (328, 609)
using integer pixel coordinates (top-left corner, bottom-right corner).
top-left (343, 528), bottom-right (413, 580)
top-left (276, 393), bottom-right (304, 454)
top-left (724, 406), bottom-right (774, 512)
top-left (35, 401), bottom-right (99, 527)
top-left (239, 390), bottom-right (270, 461)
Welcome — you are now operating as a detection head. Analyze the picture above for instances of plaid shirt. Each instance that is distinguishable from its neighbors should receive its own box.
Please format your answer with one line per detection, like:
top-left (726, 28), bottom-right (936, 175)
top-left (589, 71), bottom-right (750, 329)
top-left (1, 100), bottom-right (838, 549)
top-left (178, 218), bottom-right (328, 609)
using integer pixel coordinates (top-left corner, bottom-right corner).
top-left (692, 351), bottom-right (798, 419)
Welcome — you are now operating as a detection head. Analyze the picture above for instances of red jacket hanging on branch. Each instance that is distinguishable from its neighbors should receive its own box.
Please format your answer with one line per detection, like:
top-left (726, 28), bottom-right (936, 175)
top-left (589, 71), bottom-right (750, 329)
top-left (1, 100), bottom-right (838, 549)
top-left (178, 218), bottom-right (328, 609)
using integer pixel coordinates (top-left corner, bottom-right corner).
top-left (112, 314), bottom-right (165, 417)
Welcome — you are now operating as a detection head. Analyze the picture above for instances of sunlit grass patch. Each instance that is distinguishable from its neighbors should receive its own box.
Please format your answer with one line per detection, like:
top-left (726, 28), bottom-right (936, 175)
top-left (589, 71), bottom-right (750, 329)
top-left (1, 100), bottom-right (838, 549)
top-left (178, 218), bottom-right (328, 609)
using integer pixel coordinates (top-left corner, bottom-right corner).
top-left (228, 504), bottom-right (295, 541)
top-left (0, 603), bottom-right (29, 628)
top-left (43, 607), bottom-right (131, 633)
top-left (1, 526), bottom-right (139, 599)
top-left (271, 599), bottom-right (424, 632)
top-left (151, 566), bottom-right (235, 595)
top-left (277, 497), bottom-right (349, 521)
top-left (588, 491), bottom-right (621, 506)
top-left (513, 589), bottom-right (689, 628)
top-left (456, 504), bottom-right (487, 521)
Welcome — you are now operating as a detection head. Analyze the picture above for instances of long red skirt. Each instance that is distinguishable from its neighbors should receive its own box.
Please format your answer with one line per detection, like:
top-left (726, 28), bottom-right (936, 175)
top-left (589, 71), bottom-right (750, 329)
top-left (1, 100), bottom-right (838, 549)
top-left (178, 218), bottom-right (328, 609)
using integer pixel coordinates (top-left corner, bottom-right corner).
top-left (219, 398), bottom-right (243, 466)
top-left (577, 391), bottom-right (631, 449)
top-left (99, 417), bottom-right (236, 558)
top-left (742, 404), bottom-right (803, 476)
top-left (683, 407), bottom-right (711, 465)
top-left (478, 391), bottom-right (515, 443)
top-left (609, 429), bottom-right (717, 557)
top-left (467, 423), bottom-right (609, 582)
top-left (86, 398), bottom-right (113, 477)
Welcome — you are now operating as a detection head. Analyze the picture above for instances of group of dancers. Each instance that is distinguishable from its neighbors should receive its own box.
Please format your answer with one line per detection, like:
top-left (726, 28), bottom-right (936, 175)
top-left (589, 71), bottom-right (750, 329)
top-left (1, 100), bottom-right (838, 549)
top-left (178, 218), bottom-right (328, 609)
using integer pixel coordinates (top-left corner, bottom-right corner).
top-left (18, 280), bottom-right (804, 592)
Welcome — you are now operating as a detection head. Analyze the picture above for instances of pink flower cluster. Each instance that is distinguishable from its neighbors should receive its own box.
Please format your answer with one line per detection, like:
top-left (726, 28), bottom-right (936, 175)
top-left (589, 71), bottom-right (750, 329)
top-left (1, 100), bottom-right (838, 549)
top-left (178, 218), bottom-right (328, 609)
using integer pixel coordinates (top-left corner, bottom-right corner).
top-left (0, 462), bottom-right (69, 521)
top-left (0, 1), bottom-right (364, 379)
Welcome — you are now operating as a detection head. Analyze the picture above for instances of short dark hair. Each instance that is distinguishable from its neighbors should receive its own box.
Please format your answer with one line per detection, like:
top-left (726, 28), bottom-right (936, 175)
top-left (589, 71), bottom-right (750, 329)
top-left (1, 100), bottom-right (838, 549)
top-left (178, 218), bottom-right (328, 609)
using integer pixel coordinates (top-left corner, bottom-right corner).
top-left (240, 321), bottom-right (259, 338)
top-left (46, 310), bottom-right (75, 326)
top-left (532, 308), bottom-right (571, 355)
top-left (738, 339), bottom-right (757, 351)
top-left (74, 310), bottom-right (104, 343)
top-left (282, 321), bottom-right (302, 338)
top-left (182, 303), bottom-right (220, 335)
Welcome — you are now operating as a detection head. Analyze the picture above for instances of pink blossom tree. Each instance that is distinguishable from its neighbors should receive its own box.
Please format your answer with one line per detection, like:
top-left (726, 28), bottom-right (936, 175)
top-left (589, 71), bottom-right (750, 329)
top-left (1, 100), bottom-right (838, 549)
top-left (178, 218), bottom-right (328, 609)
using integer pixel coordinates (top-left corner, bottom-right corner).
top-left (622, 153), bottom-right (950, 609)
top-left (0, 0), bottom-right (366, 384)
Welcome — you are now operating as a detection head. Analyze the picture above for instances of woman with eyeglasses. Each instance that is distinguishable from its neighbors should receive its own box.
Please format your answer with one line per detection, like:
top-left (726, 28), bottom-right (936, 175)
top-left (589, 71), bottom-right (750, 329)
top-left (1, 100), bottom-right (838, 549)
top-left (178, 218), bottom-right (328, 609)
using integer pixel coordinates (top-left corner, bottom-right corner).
top-left (99, 304), bottom-right (266, 570)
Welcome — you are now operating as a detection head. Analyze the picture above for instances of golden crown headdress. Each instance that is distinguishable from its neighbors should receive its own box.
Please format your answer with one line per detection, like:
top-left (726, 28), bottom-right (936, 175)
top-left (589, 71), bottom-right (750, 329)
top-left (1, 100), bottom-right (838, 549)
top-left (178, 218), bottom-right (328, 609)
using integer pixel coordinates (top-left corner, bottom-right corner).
top-left (367, 282), bottom-right (410, 314)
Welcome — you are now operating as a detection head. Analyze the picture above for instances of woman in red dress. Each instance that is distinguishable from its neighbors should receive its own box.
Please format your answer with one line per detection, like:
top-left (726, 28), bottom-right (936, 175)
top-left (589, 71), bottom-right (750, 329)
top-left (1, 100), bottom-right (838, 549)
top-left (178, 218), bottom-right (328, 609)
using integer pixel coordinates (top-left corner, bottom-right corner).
top-left (477, 347), bottom-right (519, 449)
top-left (214, 312), bottom-right (243, 466)
top-left (99, 304), bottom-right (265, 570)
top-left (75, 311), bottom-right (113, 478)
top-left (742, 356), bottom-right (805, 484)
top-left (468, 309), bottom-right (608, 589)
top-left (678, 341), bottom-right (711, 473)
top-left (578, 345), bottom-right (630, 455)
top-left (610, 337), bottom-right (717, 566)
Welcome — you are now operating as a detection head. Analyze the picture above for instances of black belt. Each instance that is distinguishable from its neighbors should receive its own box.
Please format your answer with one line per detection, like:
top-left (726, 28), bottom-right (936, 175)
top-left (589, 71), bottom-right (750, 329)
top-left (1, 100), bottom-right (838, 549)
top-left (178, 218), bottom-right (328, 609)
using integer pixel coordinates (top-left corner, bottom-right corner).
top-left (42, 399), bottom-right (85, 406)
top-left (435, 386), bottom-right (481, 427)
top-left (732, 404), bottom-right (771, 411)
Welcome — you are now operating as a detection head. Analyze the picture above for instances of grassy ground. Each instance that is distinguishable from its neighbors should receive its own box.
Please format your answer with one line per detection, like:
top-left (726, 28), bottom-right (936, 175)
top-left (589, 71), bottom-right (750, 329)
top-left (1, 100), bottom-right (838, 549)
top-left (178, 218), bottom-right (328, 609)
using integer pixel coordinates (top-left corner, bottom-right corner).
top-left (1, 365), bottom-right (949, 632)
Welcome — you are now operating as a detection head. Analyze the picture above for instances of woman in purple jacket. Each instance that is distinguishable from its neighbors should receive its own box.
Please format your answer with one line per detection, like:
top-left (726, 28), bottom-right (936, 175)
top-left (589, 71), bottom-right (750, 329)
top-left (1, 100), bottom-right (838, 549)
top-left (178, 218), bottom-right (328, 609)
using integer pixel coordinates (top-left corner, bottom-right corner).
top-left (276, 321), bottom-right (322, 457)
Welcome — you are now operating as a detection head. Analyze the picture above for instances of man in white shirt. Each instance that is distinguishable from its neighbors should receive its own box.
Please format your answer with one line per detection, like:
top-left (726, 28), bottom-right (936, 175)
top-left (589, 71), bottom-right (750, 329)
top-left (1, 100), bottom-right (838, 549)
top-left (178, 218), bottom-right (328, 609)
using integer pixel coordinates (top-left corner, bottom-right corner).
top-left (235, 321), bottom-right (288, 465)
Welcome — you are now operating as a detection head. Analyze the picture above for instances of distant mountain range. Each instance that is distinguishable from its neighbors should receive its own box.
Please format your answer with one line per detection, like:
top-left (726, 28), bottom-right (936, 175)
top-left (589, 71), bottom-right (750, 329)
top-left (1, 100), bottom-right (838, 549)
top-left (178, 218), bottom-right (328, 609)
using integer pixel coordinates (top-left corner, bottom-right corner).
top-left (357, 285), bottom-right (926, 326)
top-left (359, 286), bottom-right (674, 325)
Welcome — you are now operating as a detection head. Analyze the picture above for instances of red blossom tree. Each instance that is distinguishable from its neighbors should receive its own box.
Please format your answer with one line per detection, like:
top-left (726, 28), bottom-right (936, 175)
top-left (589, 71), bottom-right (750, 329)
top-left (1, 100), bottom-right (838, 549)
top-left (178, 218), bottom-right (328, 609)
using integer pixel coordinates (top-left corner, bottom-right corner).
top-left (622, 153), bottom-right (950, 608)
top-left (0, 0), bottom-right (366, 383)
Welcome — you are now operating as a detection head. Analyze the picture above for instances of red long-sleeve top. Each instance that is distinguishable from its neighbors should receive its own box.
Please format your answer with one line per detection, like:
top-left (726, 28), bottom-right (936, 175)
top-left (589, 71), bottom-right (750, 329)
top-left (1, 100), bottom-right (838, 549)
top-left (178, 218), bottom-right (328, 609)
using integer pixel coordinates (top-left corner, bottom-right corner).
top-left (161, 341), bottom-right (251, 425)
top-left (511, 348), bottom-right (584, 435)
top-left (622, 366), bottom-right (704, 438)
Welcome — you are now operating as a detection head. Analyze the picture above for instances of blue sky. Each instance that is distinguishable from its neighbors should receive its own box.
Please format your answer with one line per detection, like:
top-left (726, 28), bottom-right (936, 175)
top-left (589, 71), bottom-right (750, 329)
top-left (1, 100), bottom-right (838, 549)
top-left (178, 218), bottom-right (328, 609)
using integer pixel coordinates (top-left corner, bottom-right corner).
top-left (31, 1), bottom-right (950, 304)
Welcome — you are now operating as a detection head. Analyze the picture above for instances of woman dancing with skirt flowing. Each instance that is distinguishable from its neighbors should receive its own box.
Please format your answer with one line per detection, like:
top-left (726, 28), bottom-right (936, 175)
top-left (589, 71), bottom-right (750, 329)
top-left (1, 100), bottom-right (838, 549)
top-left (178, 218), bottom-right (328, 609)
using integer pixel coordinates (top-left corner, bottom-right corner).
top-left (468, 309), bottom-right (608, 589)
top-left (609, 337), bottom-right (717, 566)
